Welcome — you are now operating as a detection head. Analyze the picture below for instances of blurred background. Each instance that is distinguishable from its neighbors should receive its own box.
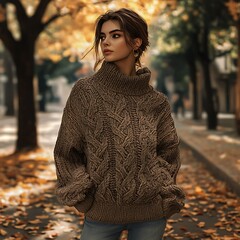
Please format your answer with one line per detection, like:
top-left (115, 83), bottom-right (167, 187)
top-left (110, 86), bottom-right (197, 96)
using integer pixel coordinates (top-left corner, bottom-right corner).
top-left (0, 1), bottom-right (239, 239)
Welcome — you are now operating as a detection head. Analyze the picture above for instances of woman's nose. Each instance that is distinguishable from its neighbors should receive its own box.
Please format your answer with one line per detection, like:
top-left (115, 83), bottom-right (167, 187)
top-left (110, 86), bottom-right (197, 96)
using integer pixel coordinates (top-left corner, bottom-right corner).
top-left (103, 37), bottom-right (110, 46)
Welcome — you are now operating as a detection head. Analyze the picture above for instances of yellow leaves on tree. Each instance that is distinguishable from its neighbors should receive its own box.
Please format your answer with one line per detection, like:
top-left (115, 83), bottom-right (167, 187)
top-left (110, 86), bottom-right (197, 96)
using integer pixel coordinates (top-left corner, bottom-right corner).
top-left (226, 0), bottom-right (239, 21)
top-left (37, 0), bottom-right (177, 61)
top-left (1, 0), bottom-right (178, 62)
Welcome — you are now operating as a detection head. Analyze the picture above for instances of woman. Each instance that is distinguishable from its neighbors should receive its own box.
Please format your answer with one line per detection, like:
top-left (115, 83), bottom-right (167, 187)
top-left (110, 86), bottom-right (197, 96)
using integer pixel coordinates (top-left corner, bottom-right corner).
top-left (54, 8), bottom-right (185, 240)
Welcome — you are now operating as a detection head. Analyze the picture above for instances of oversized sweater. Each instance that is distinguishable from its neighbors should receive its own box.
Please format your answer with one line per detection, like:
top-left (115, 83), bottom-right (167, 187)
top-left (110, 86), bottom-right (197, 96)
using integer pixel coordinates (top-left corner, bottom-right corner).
top-left (54, 61), bottom-right (185, 224)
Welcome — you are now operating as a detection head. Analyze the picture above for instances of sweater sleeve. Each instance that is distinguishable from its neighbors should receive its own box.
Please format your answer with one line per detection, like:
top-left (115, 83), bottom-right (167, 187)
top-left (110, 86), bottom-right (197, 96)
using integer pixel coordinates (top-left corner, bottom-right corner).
top-left (54, 83), bottom-right (95, 209)
top-left (156, 96), bottom-right (180, 184)
top-left (156, 96), bottom-right (185, 218)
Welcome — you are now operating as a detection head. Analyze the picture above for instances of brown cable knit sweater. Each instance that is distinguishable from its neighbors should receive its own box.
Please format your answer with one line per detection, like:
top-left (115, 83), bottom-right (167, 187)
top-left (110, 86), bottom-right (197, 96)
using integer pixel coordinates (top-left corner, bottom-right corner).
top-left (54, 61), bottom-right (185, 224)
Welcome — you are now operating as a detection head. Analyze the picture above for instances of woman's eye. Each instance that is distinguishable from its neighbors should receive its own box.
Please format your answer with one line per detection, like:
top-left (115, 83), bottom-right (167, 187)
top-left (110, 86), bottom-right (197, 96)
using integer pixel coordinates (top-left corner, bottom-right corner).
top-left (112, 34), bottom-right (121, 38)
top-left (100, 36), bottom-right (105, 41)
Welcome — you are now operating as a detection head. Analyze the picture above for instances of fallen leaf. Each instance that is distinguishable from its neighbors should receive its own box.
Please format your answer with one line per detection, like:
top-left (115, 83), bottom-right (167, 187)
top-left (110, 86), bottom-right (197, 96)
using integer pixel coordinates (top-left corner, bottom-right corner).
top-left (203, 229), bottom-right (217, 234)
top-left (197, 222), bottom-right (205, 228)
top-left (29, 219), bottom-right (41, 224)
top-left (0, 228), bottom-right (7, 236)
top-left (36, 215), bottom-right (49, 219)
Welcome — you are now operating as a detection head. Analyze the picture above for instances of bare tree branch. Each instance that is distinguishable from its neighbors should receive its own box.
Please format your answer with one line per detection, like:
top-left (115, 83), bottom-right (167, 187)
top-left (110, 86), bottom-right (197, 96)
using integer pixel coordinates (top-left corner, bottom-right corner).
top-left (0, 1), bottom-right (16, 55)
top-left (6, 0), bottom-right (28, 33)
top-left (6, 0), bottom-right (27, 16)
top-left (43, 12), bottom-right (68, 28)
top-left (33, 0), bottom-right (52, 24)
top-left (0, 22), bottom-right (16, 55)
top-left (93, 0), bottom-right (112, 4)
top-left (34, 12), bottom-right (69, 36)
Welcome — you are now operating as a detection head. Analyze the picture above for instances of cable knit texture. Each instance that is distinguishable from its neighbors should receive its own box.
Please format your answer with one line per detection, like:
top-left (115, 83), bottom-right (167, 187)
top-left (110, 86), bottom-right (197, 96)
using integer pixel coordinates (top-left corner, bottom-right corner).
top-left (54, 61), bottom-right (185, 224)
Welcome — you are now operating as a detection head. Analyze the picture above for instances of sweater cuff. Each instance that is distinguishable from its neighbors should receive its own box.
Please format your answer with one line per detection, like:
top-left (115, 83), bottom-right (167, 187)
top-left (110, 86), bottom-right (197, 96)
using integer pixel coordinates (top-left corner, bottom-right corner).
top-left (161, 185), bottom-right (185, 218)
top-left (74, 194), bottom-right (95, 213)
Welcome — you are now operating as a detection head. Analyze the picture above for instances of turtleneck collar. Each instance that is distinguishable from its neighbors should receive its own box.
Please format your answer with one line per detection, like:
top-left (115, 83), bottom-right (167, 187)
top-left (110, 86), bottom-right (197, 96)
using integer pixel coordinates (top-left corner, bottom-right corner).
top-left (93, 61), bottom-right (152, 96)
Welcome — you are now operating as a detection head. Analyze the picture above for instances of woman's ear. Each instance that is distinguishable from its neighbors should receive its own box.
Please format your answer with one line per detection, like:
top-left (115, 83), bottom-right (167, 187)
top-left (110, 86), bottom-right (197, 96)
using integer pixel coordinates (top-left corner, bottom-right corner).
top-left (134, 38), bottom-right (142, 50)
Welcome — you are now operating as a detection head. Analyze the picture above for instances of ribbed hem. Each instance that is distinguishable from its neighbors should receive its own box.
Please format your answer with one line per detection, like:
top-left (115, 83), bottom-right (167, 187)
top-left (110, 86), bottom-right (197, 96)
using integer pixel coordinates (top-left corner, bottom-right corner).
top-left (85, 201), bottom-right (165, 224)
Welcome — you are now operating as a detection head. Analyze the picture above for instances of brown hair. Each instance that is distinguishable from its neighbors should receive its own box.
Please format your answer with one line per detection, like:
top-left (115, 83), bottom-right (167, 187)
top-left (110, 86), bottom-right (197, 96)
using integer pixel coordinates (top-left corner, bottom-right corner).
top-left (93, 8), bottom-right (149, 70)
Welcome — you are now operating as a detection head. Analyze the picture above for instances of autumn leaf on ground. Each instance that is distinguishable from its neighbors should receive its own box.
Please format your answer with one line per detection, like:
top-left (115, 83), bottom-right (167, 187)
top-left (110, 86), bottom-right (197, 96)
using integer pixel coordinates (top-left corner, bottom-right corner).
top-left (197, 222), bottom-right (206, 228)
top-left (0, 228), bottom-right (7, 236)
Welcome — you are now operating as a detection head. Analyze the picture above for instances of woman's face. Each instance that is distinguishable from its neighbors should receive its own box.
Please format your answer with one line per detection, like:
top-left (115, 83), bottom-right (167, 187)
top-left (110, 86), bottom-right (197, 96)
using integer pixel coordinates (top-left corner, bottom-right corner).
top-left (100, 20), bottom-right (135, 65)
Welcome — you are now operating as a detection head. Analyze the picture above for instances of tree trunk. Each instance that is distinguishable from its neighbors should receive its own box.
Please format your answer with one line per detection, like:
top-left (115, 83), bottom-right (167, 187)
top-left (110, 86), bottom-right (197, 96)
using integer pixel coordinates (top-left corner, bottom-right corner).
top-left (200, 24), bottom-right (217, 130)
top-left (38, 75), bottom-right (47, 112)
top-left (192, 64), bottom-right (198, 120)
top-left (202, 61), bottom-right (217, 129)
top-left (236, 23), bottom-right (240, 135)
top-left (186, 31), bottom-right (201, 120)
top-left (3, 50), bottom-right (15, 116)
top-left (13, 41), bottom-right (38, 152)
top-left (187, 57), bottom-right (199, 120)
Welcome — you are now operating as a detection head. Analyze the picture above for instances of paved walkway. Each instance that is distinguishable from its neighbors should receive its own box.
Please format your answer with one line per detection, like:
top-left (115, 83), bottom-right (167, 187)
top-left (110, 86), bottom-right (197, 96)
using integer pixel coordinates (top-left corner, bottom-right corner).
top-left (174, 112), bottom-right (240, 196)
top-left (0, 104), bottom-right (63, 155)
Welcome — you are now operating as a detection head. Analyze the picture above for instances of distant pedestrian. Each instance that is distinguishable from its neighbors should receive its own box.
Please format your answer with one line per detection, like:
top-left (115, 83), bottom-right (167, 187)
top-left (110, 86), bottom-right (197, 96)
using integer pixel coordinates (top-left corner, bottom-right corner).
top-left (173, 90), bottom-right (185, 118)
top-left (54, 8), bottom-right (185, 240)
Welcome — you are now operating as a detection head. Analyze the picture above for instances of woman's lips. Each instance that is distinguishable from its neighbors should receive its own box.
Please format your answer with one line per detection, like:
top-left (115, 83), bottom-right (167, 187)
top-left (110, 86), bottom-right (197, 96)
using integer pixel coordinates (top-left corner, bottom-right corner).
top-left (103, 50), bottom-right (113, 55)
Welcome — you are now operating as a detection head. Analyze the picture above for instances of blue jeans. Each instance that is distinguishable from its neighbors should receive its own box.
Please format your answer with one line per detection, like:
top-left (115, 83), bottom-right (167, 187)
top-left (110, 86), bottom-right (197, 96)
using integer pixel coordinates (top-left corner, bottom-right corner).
top-left (80, 217), bottom-right (167, 240)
